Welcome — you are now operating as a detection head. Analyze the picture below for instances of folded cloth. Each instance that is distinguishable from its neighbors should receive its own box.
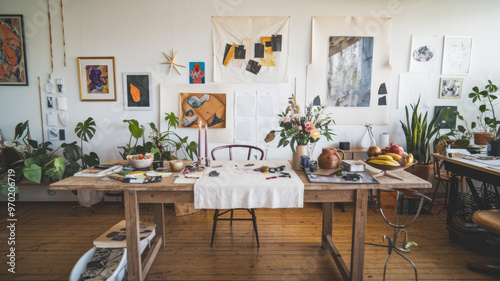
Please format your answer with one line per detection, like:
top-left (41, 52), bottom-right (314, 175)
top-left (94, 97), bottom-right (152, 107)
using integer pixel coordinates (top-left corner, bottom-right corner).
top-left (194, 160), bottom-right (304, 209)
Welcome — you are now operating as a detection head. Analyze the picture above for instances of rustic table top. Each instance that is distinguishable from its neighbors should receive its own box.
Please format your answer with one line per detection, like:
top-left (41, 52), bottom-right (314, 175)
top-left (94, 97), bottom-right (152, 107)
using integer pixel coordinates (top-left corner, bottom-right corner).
top-left (432, 153), bottom-right (500, 177)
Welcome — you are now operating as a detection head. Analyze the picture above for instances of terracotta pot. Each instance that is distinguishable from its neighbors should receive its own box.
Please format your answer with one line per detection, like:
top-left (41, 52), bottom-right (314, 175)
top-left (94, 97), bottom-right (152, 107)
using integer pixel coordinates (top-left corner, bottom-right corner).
top-left (317, 148), bottom-right (345, 169)
top-left (292, 145), bottom-right (309, 170)
top-left (474, 132), bottom-right (492, 145)
top-left (413, 164), bottom-right (433, 181)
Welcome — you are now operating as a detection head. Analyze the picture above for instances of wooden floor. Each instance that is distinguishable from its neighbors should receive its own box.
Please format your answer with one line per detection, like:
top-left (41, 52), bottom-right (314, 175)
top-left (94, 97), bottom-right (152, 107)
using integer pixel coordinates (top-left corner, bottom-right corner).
top-left (0, 201), bottom-right (498, 281)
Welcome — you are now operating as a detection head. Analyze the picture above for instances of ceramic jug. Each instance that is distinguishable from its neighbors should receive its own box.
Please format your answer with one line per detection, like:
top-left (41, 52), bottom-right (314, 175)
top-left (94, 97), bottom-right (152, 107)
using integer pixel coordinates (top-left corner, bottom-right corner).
top-left (317, 148), bottom-right (345, 169)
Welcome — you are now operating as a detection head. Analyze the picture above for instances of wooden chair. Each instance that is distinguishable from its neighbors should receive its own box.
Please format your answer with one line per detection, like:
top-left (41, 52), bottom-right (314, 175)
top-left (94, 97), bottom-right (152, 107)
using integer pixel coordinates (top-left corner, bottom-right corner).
top-left (467, 209), bottom-right (500, 276)
top-left (210, 145), bottom-right (264, 248)
top-left (0, 147), bottom-right (24, 180)
top-left (429, 155), bottom-right (462, 212)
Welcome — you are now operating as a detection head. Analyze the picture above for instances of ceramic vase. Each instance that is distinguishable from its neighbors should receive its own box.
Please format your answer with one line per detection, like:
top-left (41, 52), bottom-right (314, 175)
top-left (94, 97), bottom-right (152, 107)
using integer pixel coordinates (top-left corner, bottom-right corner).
top-left (317, 148), bottom-right (345, 169)
top-left (360, 126), bottom-right (376, 148)
top-left (292, 145), bottom-right (309, 170)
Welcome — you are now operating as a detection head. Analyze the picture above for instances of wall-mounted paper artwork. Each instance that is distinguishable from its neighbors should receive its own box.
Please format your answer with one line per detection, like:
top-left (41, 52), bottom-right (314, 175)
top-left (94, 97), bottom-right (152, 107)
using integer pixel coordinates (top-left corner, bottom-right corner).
top-left (123, 72), bottom-right (152, 111)
top-left (78, 57), bottom-right (117, 101)
top-left (398, 73), bottom-right (435, 109)
top-left (0, 15), bottom-right (28, 86)
top-left (441, 36), bottom-right (473, 75)
top-left (189, 62), bottom-right (205, 84)
top-left (48, 128), bottom-right (59, 141)
top-left (47, 96), bottom-right (54, 108)
top-left (409, 35), bottom-right (438, 73)
top-left (327, 36), bottom-right (373, 107)
top-left (213, 16), bottom-right (289, 82)
top-left (439, 78), bottom-right (463, 99)
top-left (179, 93), bottom-right (226, 129)
top-left (306, 16), bottom-right (392, 125)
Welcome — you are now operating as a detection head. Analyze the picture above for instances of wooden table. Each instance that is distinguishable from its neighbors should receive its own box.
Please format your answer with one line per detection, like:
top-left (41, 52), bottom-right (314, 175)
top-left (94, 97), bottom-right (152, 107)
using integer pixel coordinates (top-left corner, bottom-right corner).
top-left (50, 161), bottom-right (431, 281)
top-left (431, 153), bottom-right (500, 239)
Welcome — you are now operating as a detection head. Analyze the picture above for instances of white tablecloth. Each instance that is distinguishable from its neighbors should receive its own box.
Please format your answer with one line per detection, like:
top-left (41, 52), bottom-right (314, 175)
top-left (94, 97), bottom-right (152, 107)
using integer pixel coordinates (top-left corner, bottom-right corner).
top-left (194, 160), bottom-right (304, 209)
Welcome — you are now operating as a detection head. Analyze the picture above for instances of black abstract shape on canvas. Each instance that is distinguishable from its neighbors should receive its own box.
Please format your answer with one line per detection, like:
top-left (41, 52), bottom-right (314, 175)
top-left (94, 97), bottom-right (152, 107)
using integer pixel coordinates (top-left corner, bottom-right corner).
top-left (208, 113), bottom-right (224, 127)
top-left (378, 96), bottom-right (387, 106)
top-left (246, 60), bottom-right (261, 75)
top-left (378, 83), bottom-right (387, 95)
top-left (234, 45), bottom-right (245, 59)
top-left (254, 43), bottom-right (264, 58)
top-left (313, 95), bottom-right (321, 106)
top-left (272, 34), bottom-right (282, 52)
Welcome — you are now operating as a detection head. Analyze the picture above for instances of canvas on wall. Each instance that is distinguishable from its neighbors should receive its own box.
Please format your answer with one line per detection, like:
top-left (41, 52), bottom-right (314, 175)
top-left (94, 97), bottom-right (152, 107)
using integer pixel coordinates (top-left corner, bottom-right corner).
top-left (78, 57), bottom-right (117, 101)
top-left (213, 16), bottom-right (289, 83)
top-left (326, 36), bottom-right (374, 107)
top-left (179, 93), bottom-right (226, 129)
top-left (306, 16), bottom-right (392, 125)
top-left (189, 62), bottom-right (205, 84)
top-left (439, 78), bottom-right (463, 99)
top-left (441, 36), bottom-right (473, 75)
top-left (123, 72), bottom-right (152, 110)
top-left (0, 15), bottom-right (28, 86)
top-left (409, 34), bottom-right (438, 73)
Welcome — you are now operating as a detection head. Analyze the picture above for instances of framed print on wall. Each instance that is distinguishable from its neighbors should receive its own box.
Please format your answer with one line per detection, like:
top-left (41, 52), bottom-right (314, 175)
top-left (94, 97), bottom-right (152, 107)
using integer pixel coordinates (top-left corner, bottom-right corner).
top-left (439, 77), bottom-right (463, 99)
top-left (441, 36), bottom-right (473, 75)
top-left (123, 72), bottom-right (152, 111)
top-left (78, 57), bottom-right (117, 101)
top-left (0, 15), bottom-right (28, 86)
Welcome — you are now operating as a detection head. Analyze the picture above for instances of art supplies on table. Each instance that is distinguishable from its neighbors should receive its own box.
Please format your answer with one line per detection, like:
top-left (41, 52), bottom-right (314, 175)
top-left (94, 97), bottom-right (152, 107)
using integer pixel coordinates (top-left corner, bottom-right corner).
top-left (74, 165), bottom-right (123, 177)
top-left (93, 220), bottom-right (156, 248)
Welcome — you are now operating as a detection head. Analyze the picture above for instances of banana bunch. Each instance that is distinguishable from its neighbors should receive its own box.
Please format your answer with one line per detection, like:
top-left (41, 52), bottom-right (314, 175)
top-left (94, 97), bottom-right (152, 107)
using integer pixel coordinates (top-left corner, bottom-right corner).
top-left (368, 155), bottom-right (400, 166)
top-left (406, 153), bottom-right (414, 165)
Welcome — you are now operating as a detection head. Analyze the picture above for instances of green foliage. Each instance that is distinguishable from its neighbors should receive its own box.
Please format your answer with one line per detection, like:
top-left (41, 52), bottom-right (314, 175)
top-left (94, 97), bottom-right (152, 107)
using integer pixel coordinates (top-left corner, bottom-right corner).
top-left (400, 97), bottom-right (442, 165)
top-left (468, 80), bottom-right (500, 137)
top-left (21, 141), bottom-right (65, 184)
top-left (74, 117), bottom-right (99, 169)
top-left (1, 183), bottom-right (19, 200)
top-left (435, 108), bottom-right (474, 147)
top-left (118, 119), bottom-right (146, 159)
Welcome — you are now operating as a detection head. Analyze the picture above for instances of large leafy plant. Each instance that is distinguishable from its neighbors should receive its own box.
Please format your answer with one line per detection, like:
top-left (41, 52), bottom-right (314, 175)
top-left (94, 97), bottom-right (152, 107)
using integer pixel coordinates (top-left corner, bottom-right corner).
top-left (469, 80), bottom-right (500, 138)
top-left (74, 117), bottom-right (99, 169)
top-left (400, 97), bottom-right (442, 165)
top-left (434, 107), bottom-right (473, 149)
top-left (118, 119), bottom-right (146, 159)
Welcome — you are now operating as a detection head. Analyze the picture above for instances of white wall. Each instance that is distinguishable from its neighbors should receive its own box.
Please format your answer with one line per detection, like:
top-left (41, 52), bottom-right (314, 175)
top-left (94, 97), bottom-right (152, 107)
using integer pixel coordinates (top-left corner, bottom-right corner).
top-left (1, 0), bottom-right (500, 200)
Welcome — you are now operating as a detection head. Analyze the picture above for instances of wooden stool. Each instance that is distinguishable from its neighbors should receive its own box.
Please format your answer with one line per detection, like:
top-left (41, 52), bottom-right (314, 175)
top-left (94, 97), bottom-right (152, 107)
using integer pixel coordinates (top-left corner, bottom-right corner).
top-left (467, 210), bottom-right (500, 276)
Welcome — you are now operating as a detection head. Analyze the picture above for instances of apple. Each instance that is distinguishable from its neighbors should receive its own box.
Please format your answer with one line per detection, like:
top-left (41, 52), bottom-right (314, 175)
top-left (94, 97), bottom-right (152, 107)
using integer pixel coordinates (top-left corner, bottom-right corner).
top-left (388, 145), bottom-right (405, 156)
top-left (367, 146), bottom-right (382, 157)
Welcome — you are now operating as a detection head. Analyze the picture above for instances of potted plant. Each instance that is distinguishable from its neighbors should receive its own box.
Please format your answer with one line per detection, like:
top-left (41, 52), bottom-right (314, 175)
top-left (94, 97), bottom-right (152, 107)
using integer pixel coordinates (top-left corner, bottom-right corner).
top-left (468, 80), bottom-right (500, 145)
top-left (118, 119), bottom-right (146, 160)
top-left (434, 108), bottom-right (473, 152)
top-left (265, 94), bottom-right (335, 170)
top-left (400, 97), bottom-right (442, 180)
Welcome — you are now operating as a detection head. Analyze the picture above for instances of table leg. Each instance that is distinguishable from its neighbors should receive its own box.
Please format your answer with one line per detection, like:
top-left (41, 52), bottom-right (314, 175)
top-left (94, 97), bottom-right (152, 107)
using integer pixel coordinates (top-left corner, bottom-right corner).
top-left (153, 203), bottom-right (165, 248)
top-left (447, 175), bottom-right (459, 226)
top-left (351, 189), bottom-right (368, 281)
top-left (125, 190), bottom-right (143, 281)
top-left (322, 202), bottom-right (334, 249)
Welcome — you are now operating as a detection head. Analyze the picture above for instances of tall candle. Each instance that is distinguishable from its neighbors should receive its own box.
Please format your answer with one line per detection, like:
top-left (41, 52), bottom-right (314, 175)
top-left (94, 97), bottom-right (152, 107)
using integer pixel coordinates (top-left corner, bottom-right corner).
top-left (205, 125), bottom-right (208, 159)
top-left (198, 121), bottom-right (202, 157)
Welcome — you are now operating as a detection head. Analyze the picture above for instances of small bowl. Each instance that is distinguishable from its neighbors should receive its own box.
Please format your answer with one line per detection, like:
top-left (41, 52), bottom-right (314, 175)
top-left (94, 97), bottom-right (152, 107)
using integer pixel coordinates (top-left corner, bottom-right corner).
top-left (169, 160), bottom-right (185, 172)
top-left (127, 154), bottom-right (154, 169)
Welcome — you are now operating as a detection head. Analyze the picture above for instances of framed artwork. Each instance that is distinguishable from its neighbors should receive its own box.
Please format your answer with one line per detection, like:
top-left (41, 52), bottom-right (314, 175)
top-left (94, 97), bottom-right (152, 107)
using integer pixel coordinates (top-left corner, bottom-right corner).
top-left (122, 72), bottom-right (152, 111)
top-left (435, 106), bottom-right (457, 129)
top-left (441, 36), bottom-right (473, 75)
top-left (179, 93), bottom-right (226, 128)
top-left (77, 57), bottom-right (117, 101)
top-left (0, 15), bottom-right (28, 86)
top-left (189, 62), bottom-right (205, 84)
top-left (439, 78), bottom-right (463, 99)
top-left (409, 34), bottom-right (438, 73)
top-left (212, 16), bottom-right (289, 83)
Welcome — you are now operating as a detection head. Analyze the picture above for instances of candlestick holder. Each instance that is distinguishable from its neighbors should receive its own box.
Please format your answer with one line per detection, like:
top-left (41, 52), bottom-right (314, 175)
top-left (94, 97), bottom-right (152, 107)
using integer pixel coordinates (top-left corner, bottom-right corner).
top-left (198, 157), bottom-right (205, 167)
top-left (205, 157), bottom-right (211, 167)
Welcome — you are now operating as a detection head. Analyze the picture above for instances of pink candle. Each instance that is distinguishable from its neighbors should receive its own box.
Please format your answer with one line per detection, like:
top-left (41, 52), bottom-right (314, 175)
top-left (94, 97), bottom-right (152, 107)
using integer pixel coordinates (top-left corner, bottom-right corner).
top-left (198, 121), bottom-right (202, 157)
top-left (205, 125), bottom-right (208, 159)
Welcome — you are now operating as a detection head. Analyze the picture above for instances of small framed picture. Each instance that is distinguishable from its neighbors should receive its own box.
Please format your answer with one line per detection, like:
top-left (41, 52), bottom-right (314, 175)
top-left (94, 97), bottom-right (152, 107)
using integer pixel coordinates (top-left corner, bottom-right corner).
top-left (78, 57), bottom-right (117, 101)
top-left (122, 72), bottom-right (152, 111)
top-left (439, 78), bottom-right (463, 99)
top-left (48, 128), bottom-right (59, 141)
top-left (47, 96), bottom-right (54, 108)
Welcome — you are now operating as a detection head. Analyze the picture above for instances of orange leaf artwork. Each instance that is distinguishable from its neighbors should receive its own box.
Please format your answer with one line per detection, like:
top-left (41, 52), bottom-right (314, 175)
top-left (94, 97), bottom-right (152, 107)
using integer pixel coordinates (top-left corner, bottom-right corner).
top-left (130, 83), bottom-right (141, 102)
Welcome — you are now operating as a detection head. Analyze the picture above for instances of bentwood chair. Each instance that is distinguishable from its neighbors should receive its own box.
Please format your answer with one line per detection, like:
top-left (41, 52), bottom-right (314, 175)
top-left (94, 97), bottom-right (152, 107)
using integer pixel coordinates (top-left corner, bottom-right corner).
top-left (428, 155), bottom-right (463, 212)
top-left (367, 188), bottom-right (431, 281)
top-left (210, 145), bottom-right (265, 248)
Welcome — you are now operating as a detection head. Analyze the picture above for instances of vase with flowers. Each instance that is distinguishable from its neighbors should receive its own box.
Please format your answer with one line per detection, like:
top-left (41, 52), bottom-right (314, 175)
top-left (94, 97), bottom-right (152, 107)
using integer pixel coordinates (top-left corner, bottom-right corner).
top-left (265, 94), bottom-right (335, 170)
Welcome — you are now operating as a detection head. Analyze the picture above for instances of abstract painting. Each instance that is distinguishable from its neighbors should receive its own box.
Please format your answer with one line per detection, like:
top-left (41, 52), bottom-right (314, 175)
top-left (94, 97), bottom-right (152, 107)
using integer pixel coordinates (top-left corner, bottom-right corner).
top-left (78, 57), bottom-right (117, 101)
top-left (409, 34), bottom-right (438, 73)
top-left (179, 93), bottom-right (226, 129)
top-left (123, 72), bottom-right (152, 110)
top-left (213, 16), bottom-right (289, 83)
top-left (0, 15), bottom-right (28, 86)
top-left (442, 36), bottom-right (473, 75)
top-left (439, 78), bottom-right (463, 99)
top-left (326, 36), bottom-right (374, 107)
top-left (189, 62), bottom-right (205, 84)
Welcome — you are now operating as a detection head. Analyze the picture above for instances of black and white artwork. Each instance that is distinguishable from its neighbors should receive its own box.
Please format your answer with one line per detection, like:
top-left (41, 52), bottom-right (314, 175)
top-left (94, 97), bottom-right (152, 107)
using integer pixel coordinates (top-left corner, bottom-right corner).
top-left (442, 36), bottom-right (473, 75)
top-left (48, 128), bottom-right (59, 141)
top-left (47, 96), bottom-right (54, 108)
top-left (326, 36), bottom-right (374, 107)
top-left (409, 35), bottom-right (438, 73)
top-left (439, 78), bottom-right (463, 99)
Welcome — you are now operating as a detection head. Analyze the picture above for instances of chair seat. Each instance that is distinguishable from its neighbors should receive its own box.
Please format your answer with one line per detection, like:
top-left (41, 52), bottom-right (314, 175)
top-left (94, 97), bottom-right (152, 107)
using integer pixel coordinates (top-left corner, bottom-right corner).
top-left (434, 173), bottom-right (452, 181)
top-left (473, 209), bottom-right (500, 235)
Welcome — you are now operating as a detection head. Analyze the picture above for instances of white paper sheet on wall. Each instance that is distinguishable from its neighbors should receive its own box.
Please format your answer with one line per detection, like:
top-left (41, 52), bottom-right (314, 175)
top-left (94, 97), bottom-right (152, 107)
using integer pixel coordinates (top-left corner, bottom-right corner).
top-left (409, 35), bottom-right (439, 73)
top-left (398, 73), bottom-right (435, 109)
top-left (47, 112), bottom-right (58, 126)
top-left (235, 92), bottom-right (256, 118)
top-left (56, 97), bottom-right (67, 110)
top-left (257, 92), bottom-right (276, 118)
top-left (234, 118), bottom-right (256, 144)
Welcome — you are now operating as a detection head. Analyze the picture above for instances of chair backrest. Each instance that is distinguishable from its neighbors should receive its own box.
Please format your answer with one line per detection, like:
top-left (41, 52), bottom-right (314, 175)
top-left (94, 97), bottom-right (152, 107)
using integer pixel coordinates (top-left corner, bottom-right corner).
top-left (211, 145), bottom-right (264, 161)
top-left (432, 155), bottom-right (446, 179)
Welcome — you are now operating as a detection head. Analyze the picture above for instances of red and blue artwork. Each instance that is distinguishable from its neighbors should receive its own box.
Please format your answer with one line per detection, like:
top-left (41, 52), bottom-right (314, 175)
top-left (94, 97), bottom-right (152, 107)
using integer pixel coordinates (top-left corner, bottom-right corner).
top-left (189, 62), bottom-right (205, 84)
top-left (0, 15), bottom-right (28, 86)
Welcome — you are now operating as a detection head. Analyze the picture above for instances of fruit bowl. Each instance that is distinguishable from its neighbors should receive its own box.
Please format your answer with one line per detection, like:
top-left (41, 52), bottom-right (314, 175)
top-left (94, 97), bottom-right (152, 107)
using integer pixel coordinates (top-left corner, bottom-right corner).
top-left (364, 160), bottom-right (418, 171)
top-left (127, 154), bottom-right (154, 169)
